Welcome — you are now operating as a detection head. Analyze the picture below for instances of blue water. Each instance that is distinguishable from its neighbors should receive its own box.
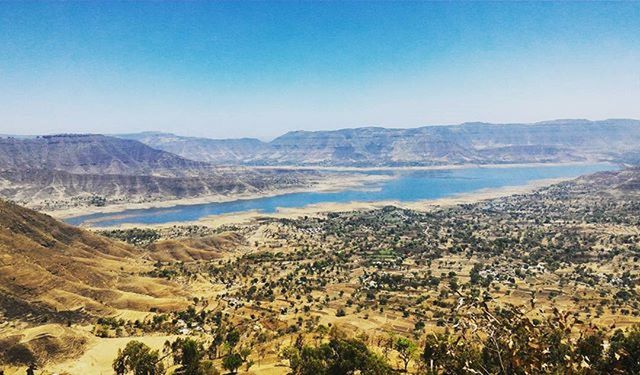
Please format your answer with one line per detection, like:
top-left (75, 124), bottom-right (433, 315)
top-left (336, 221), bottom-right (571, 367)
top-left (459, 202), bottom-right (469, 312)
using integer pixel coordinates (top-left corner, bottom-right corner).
top-left (65, 164), bottom-right (617, 227)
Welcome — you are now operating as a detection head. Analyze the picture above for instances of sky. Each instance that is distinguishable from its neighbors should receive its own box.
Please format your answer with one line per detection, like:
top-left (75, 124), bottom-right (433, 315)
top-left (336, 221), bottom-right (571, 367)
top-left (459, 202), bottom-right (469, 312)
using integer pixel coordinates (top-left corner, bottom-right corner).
top-left (0, 2), bottom-right (639, 140)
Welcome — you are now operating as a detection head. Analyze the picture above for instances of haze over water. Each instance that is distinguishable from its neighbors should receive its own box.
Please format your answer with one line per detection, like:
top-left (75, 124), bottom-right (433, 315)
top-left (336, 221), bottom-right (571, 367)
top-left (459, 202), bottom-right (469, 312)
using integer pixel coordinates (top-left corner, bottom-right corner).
top-left (66, 163), bottom-right (617, 228)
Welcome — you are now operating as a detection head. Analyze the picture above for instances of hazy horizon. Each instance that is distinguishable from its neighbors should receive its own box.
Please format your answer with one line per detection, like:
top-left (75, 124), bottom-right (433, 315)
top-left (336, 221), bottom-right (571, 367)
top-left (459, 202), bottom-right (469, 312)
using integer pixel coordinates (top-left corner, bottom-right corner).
top-left (1, 2), bottom-right (639, 139)
top-left (2, 117), bottom-right (638, 142)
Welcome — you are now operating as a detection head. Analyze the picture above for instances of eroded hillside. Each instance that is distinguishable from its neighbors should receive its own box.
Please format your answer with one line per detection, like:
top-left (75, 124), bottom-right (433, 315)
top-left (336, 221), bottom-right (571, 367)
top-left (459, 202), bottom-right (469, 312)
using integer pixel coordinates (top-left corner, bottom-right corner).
top-left (0, 199), bottom-right (188, 321)
top-left (0, 135), bottom-right (314, 212)
top-left (120, 119), bottom-right (640, 166)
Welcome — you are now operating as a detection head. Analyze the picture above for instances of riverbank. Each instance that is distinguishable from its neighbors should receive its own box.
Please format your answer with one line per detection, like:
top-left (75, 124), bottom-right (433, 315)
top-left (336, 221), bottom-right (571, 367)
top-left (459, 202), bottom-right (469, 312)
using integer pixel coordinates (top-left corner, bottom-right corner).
top-left (85, 176), bottom-right (569, 230)
top-left (59, 162), bottom-right (617, 229)
top-left (53, 161), bottom-right (613, 221)
top-left (196, 176), bottom-right (569, 227)
top-left (251, 160), bottom-right (608, 172)
top-left (48, 172), bottom-right (391, 220)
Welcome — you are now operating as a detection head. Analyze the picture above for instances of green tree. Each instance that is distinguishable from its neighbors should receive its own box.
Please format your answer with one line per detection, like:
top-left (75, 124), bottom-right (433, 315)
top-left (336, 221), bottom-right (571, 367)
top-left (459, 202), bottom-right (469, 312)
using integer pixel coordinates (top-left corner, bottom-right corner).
top-left (281, 346), bottom-right (302, 373)
top-left (576, 331), bottom-right (604, 371)
top-left (605, 326), bottom-right (640, 374)
top-left (225, 329), bottom-right (241, 349)
top-left (171, 338), bottom-right (205, 375)
top-left (283, 337), bottom-right (393, 375)
top-left (393, 336), bottom-right (417, 372)
top-left (112, 341), bottom-right (165, 375)
top-left (422, 332), bottom-right (452, 373)
top-left (222, 352), bottom-right (244, 374)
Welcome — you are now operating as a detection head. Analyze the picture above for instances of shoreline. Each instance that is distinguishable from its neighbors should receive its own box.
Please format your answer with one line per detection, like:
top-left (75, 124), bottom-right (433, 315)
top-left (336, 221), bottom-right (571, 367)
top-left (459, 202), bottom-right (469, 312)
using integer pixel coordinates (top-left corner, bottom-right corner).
top-left (250, 160), bottom-right (609, 172)
top-left (49, 161), bottom-right (613, 221)
top-left (51, 161), bottom-right (616, 228)
top-left (48, 173), bottom-right (391, 220)
top-left (83, 176), bottom-right (570, 230)
top-left (193, 176), bottom-right (570, 227)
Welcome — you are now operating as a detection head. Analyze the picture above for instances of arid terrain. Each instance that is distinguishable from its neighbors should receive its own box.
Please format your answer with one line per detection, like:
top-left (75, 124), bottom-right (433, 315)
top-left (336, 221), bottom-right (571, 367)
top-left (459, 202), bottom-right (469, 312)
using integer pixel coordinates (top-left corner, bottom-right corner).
top-left (2, 167), bottom-right (640, 374)
top-left (0, 134), bottom-right (330, 213)
top-left (3, 1), bottom-right (640, 373)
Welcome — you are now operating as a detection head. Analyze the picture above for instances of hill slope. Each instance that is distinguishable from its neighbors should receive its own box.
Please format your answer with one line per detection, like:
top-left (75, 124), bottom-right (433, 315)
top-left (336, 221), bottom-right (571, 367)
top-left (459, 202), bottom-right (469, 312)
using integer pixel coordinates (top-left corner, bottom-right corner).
top-left (0, 167), bottom-right (309, 212)
top-left (0, 199), bottom-right (186, 322)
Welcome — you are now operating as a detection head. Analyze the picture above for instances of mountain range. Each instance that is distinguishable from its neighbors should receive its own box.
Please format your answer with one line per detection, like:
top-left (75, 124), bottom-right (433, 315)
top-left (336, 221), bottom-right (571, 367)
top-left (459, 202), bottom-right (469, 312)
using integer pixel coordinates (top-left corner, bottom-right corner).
top-left (0, 134), bottom-right (209, 176)
top-left (2, 119), bottom-right (640, 212)
top-left (0, 134), bottom-right (310, 211)
top-left (119, 119), bottom-right (640, 166)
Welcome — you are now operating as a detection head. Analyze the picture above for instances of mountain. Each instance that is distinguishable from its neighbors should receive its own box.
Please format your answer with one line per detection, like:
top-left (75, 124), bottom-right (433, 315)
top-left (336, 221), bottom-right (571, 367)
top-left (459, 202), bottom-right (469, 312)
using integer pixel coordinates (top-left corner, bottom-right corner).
top-left (0, 167), bottom-right (310, 211)
top-left (118, 131), bottom-right (269, 164)
top-left (119, 119), bottom-right (640, 166)
top-left (248, 118), bottom-right (640, 166)
top-left (0, 134), bottom-right (310, 211)
top-left (0, 134), bottom-right (209, 176)
top-left (0, 199), bottom-right (186, 323)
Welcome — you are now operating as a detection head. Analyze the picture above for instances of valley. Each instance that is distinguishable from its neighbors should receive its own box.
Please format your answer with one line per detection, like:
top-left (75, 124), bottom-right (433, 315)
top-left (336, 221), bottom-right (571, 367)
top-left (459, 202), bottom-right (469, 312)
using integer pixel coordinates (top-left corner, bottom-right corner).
top-left (0, 122), bottom-right (639, 374)
top-left (62, 163), bottom-right (616, 229)
top-left (1, 167), bottom-right (640, 374)
top-left (3, 2), bottom-right (639, 374)
top-left (2, 120), bottom-right (637, 220)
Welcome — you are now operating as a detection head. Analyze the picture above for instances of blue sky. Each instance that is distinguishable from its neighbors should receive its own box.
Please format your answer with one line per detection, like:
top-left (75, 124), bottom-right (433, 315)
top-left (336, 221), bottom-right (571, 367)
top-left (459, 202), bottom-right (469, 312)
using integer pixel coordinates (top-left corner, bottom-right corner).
top-left (1, 2), bottom-right (639, 139)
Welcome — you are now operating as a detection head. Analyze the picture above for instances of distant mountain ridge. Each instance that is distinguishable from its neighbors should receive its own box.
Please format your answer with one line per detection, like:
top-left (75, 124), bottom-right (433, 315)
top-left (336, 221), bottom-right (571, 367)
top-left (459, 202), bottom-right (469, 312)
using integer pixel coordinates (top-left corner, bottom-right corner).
top-left (0, 134), bottom-right (209, 176)
top-left (117, 119), bottom-right (640, 166)
top-left (119, 131), bottom-right (269, 164)
top-left (0, 134), bottom-right (310, 210)
top-left (2, 119), bottom-right (639, 211)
